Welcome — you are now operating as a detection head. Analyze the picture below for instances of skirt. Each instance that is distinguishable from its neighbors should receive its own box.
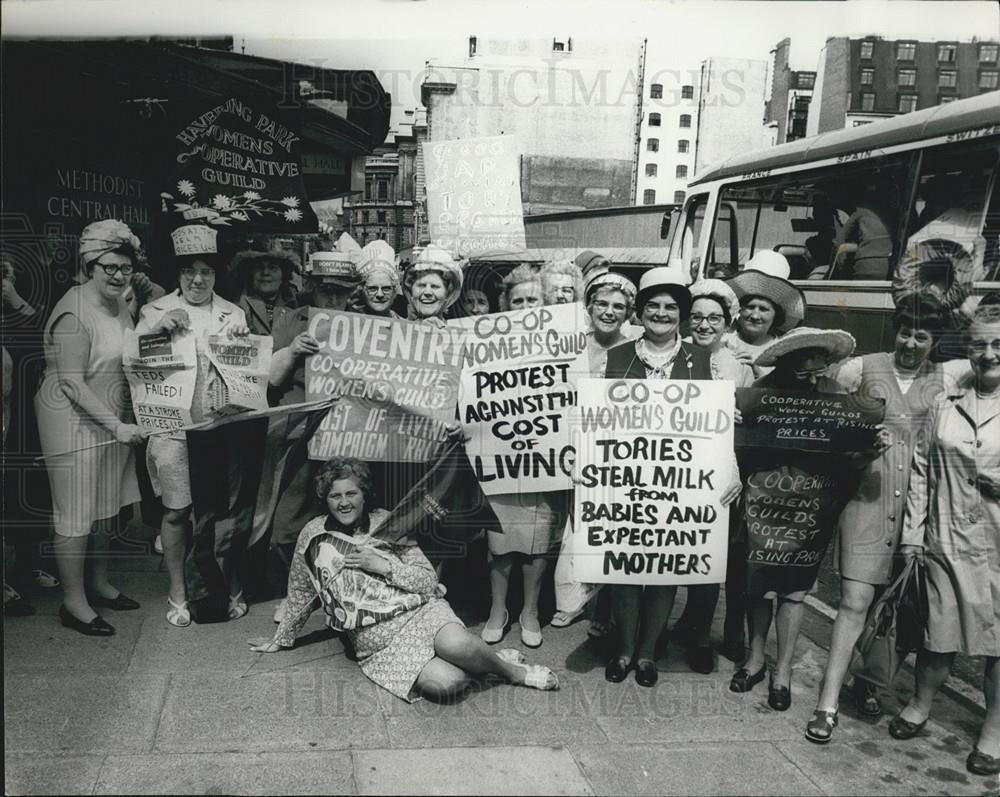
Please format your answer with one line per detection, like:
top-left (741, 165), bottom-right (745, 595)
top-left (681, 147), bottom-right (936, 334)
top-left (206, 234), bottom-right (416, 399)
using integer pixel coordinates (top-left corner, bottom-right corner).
top-left (350, 598), bottom-right (464, 702)
top-left (487, 491), bottom-right (568, 556)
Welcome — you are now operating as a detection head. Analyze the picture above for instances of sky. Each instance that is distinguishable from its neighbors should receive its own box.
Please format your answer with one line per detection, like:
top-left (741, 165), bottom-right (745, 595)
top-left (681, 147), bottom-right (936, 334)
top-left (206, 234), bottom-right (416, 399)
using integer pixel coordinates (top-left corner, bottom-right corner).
top-left (5, 0), bottom-right (998, 126)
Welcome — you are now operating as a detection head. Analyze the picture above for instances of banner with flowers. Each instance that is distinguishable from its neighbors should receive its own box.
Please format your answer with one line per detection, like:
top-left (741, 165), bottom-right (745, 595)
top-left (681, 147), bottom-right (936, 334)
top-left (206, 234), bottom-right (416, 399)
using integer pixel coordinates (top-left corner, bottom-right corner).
top-left (162, 96), bottom-right (318, 232)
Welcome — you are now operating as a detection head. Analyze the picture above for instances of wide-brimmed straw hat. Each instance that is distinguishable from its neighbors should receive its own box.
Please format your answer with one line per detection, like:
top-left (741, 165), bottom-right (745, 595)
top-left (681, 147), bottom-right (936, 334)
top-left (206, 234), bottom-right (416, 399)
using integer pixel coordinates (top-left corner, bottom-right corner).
top-left (635, 266), bottom-right (692, 319)
top-left (754, 326), bottom-right (856, 367)
top-left (727, 268), bottom-right (806, 335)
top-left (230, 239), bottom-right (301, 279)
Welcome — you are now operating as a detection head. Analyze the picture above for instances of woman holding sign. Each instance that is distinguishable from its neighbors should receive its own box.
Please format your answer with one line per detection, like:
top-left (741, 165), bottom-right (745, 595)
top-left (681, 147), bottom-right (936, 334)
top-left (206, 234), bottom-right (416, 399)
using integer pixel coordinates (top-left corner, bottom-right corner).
top-left (404, 245), bottom-right (463, 324)
top-left (601, 267), bottom-right (742, 686)
top-left (249, 458), bottom-right (559, 701)
top-left (732, 328), bottom-right (886, 712)
top-left (805, 295), bottom-right (948, 742)
top-left (137, 225), bottom-right (252, 627)
top-left (36, 220), bottom-right (148, 636)
top-left (888, 299), bottom-right (1000, 777)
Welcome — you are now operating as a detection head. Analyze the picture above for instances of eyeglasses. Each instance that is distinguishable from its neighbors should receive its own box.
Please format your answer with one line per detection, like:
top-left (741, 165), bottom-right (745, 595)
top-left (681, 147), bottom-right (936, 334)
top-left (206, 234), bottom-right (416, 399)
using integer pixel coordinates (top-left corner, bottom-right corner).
top-left (365, 285), bottom-right (393, 296)
top-left (179, 267), bottom-right (215, 280)
top-left (968, 338), bottom-right (1000, 355)
top-left (689, 313), bottom-right (726, 327)
top-left (98, 262), bottom-right (135, 277)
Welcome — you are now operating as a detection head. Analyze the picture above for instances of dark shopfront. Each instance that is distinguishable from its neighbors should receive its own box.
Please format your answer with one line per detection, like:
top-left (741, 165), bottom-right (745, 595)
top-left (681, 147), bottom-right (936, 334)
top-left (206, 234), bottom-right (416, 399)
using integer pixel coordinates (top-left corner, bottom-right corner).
top-left (1, 39), bottom-right (391, 301)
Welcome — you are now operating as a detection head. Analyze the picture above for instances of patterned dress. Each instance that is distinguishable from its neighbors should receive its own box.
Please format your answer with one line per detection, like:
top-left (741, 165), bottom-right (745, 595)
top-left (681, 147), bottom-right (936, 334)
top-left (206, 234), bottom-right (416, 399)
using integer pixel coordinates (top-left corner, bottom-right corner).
top-left (274, 509), bottom-right (465, 701)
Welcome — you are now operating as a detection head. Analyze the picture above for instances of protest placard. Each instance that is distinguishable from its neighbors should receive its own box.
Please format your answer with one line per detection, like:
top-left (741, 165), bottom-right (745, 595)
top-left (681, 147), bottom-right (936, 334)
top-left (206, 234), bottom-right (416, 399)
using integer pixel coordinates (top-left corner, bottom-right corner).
top-left (305, 309), bottom-right (465, 462)
top-left (452, 303), bottom-right (588, 495)
top-left (571, 377), bottom-right (735, 585)
top-left (205, 334), bottom-right (273, 417)
top-left (423, 135), bottom-right (526, 257)
top-left (123, 331), bottom-right (197, 432)
top-left (735, 388), bottom-right (885, 453)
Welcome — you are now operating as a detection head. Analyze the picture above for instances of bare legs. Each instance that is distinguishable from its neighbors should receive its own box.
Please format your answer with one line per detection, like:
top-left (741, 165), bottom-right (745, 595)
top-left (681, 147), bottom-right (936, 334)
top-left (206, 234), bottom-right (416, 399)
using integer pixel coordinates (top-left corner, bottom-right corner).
top-left (816, 579), bottom-right (876, 710)
top-left (610, 584), bottom-right (677, 663)
top-left (486, 551), bottom-right (513, 628)
top-left (486, 551), bottom-right (549, 634)
top-left (54, 515), bottom-right (123, 622)
top-left (520, 556), bottom-right (547, 633)
top-left (160, 506), bottom-right (190, 606)
top-left (414, 623), bottom-right (538, 701)
top-left (745, 596), bottom-right (804, 685)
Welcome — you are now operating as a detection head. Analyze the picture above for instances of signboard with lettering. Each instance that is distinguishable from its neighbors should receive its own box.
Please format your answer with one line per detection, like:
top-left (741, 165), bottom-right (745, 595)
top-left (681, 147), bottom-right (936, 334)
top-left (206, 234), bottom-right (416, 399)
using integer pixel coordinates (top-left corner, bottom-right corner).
top-left (571, 378), bottom-right (734, 585)
top-left (452, 304), bottom-right (588, 495)
top-left (305, 309), bottom-right (465, 462)
top-left (123, 332), bottom-right (197, 432)
top-left (735, 389), bottom-right (885, 453)
top-left (164, 97), bottom-right (318, 232)
top-left (205, 334), bottom-right (273, 417)
top-left (422, 135), bottom-right (526, 257)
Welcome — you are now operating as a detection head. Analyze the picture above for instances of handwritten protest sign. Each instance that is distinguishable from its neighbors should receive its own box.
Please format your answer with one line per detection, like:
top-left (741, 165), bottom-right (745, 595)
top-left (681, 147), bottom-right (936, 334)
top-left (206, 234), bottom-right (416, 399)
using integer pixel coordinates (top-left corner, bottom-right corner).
top-left (452, 303), bottom-right (588, 495)
top-left (123, 331), bottom-right (198, 432)
top-left (735, 389), bottom-right (885, 453)
top-left (305, 310), bottom-right (465, 462)
top-left (205, 334), bottom-right (272, 417)
top-left (571, 378), bottom-right (734, 585)
top-left (423, 135), bottom-right (526, 257)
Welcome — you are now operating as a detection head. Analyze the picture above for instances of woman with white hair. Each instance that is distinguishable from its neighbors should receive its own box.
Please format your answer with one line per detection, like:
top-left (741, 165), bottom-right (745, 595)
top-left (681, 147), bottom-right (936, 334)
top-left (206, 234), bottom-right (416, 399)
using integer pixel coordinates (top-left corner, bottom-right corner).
top-left (358, 240), bottom-right (402, 319)
top-left (539, 259), bottom-right (584, 306)
top-left (36, 220), bottom-right (148, 636)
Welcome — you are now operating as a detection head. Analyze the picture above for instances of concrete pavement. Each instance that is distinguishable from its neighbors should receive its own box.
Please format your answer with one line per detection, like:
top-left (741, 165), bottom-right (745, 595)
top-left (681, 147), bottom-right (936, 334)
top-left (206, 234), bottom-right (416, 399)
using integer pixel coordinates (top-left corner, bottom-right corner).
top-left (5, 542), bottom-right (999, 796)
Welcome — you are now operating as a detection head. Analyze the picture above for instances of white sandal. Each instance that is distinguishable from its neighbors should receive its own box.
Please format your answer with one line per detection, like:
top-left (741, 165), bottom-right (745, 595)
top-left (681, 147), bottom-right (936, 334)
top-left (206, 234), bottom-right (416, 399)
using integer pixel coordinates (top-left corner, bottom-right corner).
top-left (550, 608), bottom-right (586, 628)
top-left (166, 597), bottom-right (191, 627)
top-left (228, 592), bottom-right (248, 620)
top-left (516, 663), bottom-right (559, 691)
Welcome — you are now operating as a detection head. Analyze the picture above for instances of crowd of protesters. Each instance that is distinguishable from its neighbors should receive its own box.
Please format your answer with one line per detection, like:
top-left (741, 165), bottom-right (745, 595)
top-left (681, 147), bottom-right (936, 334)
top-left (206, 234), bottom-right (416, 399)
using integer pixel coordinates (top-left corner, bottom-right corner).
top-left (2, 220), bottom-right (998, 776)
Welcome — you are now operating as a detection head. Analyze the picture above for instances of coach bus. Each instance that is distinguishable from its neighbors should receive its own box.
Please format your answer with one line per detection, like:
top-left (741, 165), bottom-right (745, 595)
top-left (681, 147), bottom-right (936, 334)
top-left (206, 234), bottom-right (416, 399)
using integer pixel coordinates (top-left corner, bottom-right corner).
top-left (666, 91), bottom-right (1000, 354)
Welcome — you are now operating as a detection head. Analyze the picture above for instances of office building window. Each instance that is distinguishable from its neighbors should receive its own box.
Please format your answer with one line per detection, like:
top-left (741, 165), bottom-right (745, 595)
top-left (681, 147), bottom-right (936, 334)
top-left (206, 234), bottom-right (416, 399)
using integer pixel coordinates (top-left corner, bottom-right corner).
top-left (938, 71), bottom-right (957, 88)
top-left (376, 211), bottom-right (387, 223)
top-left (898, 94), bottom-right (918, 113)
top-left (860, 40), bottom-right (874, 59)
top-left (896, 42), bottom-right (916, 61)
top-left (797, 73), bottom-right (815, 89)
top-left (677, 139), bottom-right (690, 153)
top-left (673, 190), bottom-right (686, 204)
top-left (861, 92), bottom-right (876, 111)
top-left (650, 83), bottom-right (663, 99)
top-left (681, 85), bottom-right (694, 99)
top-left (643, 189), bottom-right (656, 205)
top-left (981, 70), bottom-right (1000, 89)
top-left (647, 138), bottom-right (659, 152)
top-left (645, 163), bottom-right (657, 177)
top-left (649, 112), bottom-right (661, 126)
top-left (676, 164), bottom-right (688, 179)
top-left (980, 43), bottom-right (999, 63)
top-left (552, 39), bottom-right (565, 52)
top-left (679, 113), bottom-right (691, 128)
top-left (937, 44), bottom-right (957, 63)
top-left (468, 36), bottom-right (477, 57)
top-left (377, 180), bottom-right (389, 201)
top-left (898, 68), bottom-right (916, 87)
top-left (860, 68), bottom-right (874, 85)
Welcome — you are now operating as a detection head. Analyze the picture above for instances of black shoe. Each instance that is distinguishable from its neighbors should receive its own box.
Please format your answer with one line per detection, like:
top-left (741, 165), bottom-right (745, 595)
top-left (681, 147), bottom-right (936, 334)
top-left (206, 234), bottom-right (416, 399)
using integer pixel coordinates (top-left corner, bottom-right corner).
top-left (635, 659), bottom-right (658, 687)
top-left (687, 644), bottom-right (714, 674)
top-left (605, 656), bottom-right (631, 683)
top-left (59, 605), bottom-right (115, 636)
top-left (768, 674), bottom-right (791, 711)
top-left (89, 592), bottom-right (140, 611)
top-left (966, 748), bottom-right (1000, 776)
top-left (720, 638), bottom-right (746, 664)
top-left (729, 665), bottom-right (766, 693)
top-left (852, 679), bottom-right (883, 718)
top-left (888, 714), bottom-right (928, 740)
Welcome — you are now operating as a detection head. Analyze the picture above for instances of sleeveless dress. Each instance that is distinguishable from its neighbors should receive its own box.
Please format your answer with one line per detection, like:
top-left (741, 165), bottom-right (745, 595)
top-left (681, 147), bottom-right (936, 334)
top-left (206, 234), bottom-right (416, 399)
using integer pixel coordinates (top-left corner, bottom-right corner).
top-left (35, 286), bottom-right (139, 536)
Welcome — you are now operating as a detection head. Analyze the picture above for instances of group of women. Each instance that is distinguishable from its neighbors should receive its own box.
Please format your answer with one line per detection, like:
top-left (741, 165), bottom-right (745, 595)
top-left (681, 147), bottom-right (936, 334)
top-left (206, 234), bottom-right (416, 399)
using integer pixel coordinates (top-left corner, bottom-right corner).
top-left (27, 220), bottom-right (999, 774)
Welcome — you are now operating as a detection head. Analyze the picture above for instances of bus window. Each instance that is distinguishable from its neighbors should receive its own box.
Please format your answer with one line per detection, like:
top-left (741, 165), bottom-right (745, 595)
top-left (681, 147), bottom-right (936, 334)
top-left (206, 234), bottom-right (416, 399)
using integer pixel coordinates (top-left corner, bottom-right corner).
top-left (897, 140), bottom-right (1000, 296)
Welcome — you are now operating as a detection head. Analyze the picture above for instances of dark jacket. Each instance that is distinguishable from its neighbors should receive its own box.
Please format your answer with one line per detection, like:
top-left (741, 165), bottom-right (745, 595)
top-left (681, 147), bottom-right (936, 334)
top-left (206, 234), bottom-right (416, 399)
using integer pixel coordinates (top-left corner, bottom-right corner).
top-left (604, 337), bottom-right (713, 381)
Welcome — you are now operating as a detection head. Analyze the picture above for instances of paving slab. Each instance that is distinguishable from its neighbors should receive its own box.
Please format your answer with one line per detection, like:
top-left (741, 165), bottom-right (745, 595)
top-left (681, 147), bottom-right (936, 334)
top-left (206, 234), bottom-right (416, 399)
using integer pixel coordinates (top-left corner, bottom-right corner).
top-left (568, 741), bottom-right (823, 796)
top-left (153, 671), bottom-right (388, 753)
top-left (377, 673), bottom-right (607, 749)
top-left (4, 753), bottom-right (106, 796)
top-left (94, 751), bottom-right (355, 795)
top-left (4, 613), bottom-right (142, 674)
top-left (23, 569), bottom-right (167, 617)
top-left (4, 674), bottom-right (169, 754)
top-left (353, 746), bottom-right (593, 795)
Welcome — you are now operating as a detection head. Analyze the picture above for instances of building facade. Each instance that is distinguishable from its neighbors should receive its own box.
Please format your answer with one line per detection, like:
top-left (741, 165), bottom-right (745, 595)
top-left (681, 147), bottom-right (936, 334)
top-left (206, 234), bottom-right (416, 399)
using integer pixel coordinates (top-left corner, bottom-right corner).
top-left (763, 38), bottom-right (816, 145)
top-left (808, 36), bottom-right (1000, 135)
top-left (693, 56), bottom-right (770, 174)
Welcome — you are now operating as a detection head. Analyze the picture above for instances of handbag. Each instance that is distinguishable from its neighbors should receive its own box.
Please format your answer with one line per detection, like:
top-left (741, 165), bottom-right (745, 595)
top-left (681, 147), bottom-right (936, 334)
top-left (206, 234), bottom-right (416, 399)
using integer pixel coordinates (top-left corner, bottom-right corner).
top-left (850, 556), bottom-right (927, 690)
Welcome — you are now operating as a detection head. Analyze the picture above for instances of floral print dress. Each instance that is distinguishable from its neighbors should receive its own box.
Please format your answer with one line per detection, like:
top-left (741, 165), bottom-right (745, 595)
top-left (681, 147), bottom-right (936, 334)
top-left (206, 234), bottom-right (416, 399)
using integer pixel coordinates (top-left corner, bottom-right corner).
top-left (273, 510), bottom-right (465, 702)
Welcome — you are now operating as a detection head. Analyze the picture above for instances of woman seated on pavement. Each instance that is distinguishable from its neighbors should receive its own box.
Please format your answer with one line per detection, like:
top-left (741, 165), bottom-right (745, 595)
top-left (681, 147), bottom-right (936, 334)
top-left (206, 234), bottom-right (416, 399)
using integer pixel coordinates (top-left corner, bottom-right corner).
top-left (601, 267), bottom-right (742, 687)
top-left (887, 297), bottom-right (1000, 777)
top-left (669, 278), bottom-right (754, 673)
top-left (731, 328), bottom-right (889, 712)
top-left (248, 458), bottom-right (559, 702)
top-left (805, 293), bottom-right (949, 743)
